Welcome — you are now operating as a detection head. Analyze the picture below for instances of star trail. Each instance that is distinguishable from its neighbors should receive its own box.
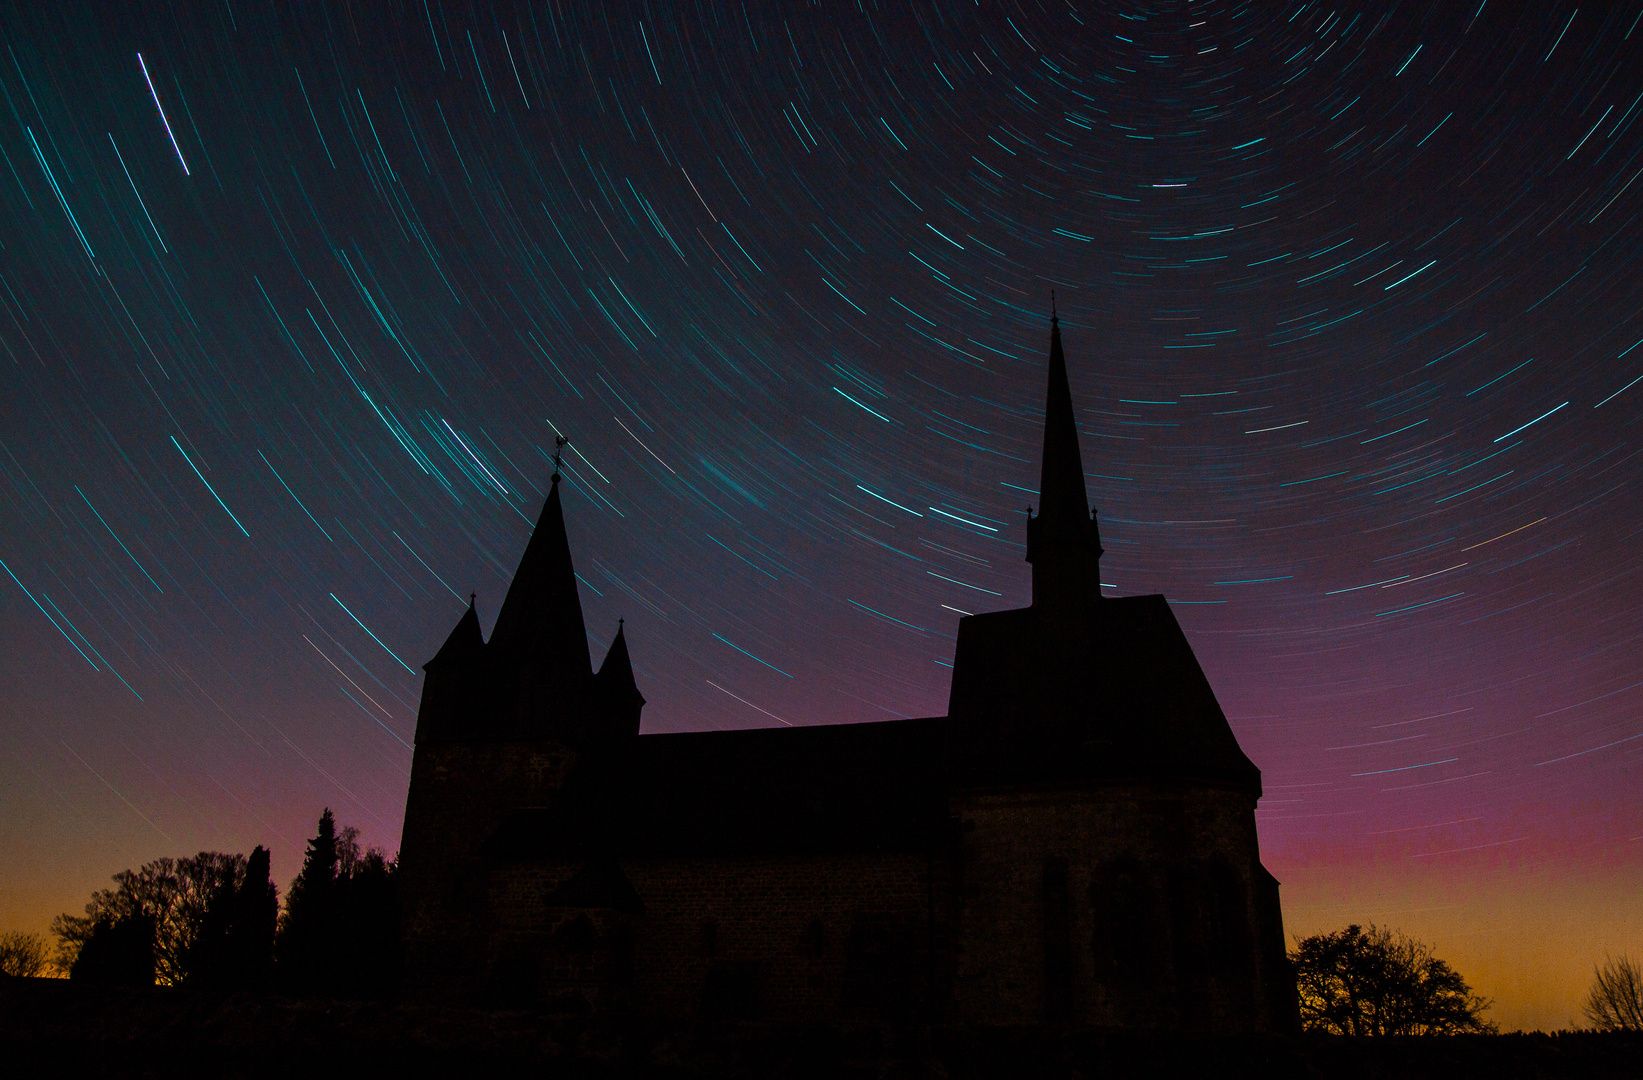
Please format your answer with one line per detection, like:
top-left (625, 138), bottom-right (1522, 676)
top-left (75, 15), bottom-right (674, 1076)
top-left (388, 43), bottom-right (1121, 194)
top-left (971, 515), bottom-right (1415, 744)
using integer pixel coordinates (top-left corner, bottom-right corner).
top-left (1, 2), bottom-right (1640, 1028)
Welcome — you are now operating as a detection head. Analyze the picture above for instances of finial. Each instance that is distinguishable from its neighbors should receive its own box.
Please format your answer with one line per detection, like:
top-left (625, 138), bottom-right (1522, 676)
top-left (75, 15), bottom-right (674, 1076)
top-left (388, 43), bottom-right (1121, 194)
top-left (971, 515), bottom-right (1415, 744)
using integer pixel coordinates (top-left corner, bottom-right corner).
top-left (552, 434), bottom-right (568, 483)
top-left (469, 590), bottom-right (476, 606)
top-left (619, 616), bottom-right (624, 627)
top-left (1050, 290), bottom-right (1058, 327)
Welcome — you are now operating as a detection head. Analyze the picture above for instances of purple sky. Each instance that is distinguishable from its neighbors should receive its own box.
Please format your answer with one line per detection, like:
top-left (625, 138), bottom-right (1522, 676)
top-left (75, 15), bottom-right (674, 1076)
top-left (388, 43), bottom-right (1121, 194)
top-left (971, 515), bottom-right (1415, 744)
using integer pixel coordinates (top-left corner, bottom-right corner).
top-left (2, 1), bottom-right (1639, 1027)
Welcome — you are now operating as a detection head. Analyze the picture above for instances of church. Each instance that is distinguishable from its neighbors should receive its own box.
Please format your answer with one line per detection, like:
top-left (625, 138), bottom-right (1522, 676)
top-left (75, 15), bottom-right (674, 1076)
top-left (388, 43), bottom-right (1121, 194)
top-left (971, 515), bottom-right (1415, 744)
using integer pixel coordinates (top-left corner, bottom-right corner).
top-left (396, 319), bottom-right (1299, 1032)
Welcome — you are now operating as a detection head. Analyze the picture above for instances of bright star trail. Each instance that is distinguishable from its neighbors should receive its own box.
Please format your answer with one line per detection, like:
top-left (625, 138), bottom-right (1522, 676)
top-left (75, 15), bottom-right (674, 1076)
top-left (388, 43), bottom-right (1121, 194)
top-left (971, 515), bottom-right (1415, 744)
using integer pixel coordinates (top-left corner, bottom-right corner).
top-left (1, 2), bottom-right (1639, 1030)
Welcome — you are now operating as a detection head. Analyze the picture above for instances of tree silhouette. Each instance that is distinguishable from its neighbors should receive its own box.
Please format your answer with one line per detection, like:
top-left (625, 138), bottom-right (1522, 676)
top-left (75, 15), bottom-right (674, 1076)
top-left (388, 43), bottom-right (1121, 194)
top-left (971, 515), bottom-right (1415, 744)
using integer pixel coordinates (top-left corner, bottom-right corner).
top-left (52, 851), bottom-right (245, 985)
top-left (1291, 924), bottom-right (1496, 1035)
top-left (277, 808), bottom-right (340, 992)
top-left (69, 913), bottom-right (156, 985)
top-left (0, 930), bottom-right (52, 977)
top-left (231, 846), bottom-right (280, 988)
top-left (1583, 954), bottom-right (1643, 1031)
top-left (276, 809), bottom-right (401, 998)
top-left (180, 845), bottom-right (279, 989)
top-left (334, 847), bottom-right (401, 998)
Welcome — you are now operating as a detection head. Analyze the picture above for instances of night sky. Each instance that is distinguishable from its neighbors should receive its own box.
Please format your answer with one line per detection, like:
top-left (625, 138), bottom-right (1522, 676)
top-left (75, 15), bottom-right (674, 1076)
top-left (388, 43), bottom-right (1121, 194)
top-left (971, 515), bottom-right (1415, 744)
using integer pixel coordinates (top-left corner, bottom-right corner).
top-left (2, 2), bottom-right (1640, 1028)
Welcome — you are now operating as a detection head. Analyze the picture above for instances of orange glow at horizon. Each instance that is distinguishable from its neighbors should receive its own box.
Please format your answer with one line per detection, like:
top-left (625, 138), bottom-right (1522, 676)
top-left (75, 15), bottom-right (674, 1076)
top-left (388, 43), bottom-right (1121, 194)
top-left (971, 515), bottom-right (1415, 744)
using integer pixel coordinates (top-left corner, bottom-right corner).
top-left (1272, 848), bottom-right (1643, 1032)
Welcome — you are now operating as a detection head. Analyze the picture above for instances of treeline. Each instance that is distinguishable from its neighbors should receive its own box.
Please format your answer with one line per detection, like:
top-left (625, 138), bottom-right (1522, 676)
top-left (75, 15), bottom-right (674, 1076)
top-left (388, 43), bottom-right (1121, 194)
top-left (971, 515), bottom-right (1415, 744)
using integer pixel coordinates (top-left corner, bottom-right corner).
top-left (1289, 925), bottom-right (1643, 1035)
top-left (46, 809), bottom-right (399, 999)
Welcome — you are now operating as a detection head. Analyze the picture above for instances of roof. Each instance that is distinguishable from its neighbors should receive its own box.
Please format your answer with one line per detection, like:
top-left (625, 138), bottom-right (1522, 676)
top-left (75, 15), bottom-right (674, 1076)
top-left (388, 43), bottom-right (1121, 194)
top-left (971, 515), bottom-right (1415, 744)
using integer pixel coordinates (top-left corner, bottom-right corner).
top-left (454, 324), bottom-right (1262, 872)
top-left (486, 716), bottom-right (955, 861)
top-left (948, 594), bottom-right (1261, 791)
top-left (483, 591), bottom-right (1260, 865)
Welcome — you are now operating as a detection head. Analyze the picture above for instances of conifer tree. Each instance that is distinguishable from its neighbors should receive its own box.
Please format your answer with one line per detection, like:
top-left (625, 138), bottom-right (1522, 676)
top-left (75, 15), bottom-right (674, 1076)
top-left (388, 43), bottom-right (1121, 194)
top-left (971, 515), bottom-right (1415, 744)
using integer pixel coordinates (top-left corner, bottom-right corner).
top-left (183, 844), bottom-right (278, 988)
top-left (275, 809), bottom-right (402, 998)
top-left (230, 845), bottom-right (279, 988)
top-left (277, 809), bottom-right (340, 991)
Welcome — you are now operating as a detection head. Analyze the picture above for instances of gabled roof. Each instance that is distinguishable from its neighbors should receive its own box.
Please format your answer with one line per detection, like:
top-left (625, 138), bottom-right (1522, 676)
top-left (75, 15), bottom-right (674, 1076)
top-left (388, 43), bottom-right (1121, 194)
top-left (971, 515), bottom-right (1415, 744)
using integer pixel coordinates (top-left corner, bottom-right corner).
top-left (947, 594), bottom-right (1260, 790)
top-left (484, 650), bottom-right (1259, 863)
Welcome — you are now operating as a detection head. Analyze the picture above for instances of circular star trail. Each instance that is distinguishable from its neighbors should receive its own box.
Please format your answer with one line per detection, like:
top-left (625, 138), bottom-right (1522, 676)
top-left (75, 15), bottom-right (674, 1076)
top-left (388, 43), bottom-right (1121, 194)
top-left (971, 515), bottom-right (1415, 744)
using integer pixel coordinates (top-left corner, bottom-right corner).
top-left (1, 2), bottom-right (1640, 1012)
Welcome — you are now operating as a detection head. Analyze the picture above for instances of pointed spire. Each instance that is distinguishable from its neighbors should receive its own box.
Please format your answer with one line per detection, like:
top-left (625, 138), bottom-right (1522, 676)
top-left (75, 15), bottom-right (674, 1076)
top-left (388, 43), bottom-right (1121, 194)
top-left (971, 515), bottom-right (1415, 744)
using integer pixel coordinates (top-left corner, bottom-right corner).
top-left (596, 620), bottom-right (644, 704)
top-left (487, 474), bottom-right (593, 680)
top-left (1026, 312), bottom-right (1103, 606)
top-left (415, 594), bottom-right (487, 744)
top-left (596, 619), bottom-right (645, 737)
top-left (425, 594), bottom-right (484, 671)
top-left (1036, 310), bottom-right (1091, 538)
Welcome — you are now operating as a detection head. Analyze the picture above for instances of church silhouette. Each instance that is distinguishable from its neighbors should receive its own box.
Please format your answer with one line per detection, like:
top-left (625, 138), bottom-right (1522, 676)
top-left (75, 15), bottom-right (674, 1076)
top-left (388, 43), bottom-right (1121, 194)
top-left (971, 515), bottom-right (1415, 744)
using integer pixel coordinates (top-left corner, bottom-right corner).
top-left (398, 319), bottom-right (1298, 1031)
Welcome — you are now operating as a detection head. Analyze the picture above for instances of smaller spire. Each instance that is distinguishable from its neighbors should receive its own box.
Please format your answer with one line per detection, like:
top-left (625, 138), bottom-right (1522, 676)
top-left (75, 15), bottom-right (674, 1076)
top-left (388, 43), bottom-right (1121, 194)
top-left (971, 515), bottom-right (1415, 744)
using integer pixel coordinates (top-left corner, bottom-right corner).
top-left (596, 620), bottom-right (645, 737)
top-left (425, 596), bottom-right (484, 671)
top-left (596, 621), bottom-right (643, 702)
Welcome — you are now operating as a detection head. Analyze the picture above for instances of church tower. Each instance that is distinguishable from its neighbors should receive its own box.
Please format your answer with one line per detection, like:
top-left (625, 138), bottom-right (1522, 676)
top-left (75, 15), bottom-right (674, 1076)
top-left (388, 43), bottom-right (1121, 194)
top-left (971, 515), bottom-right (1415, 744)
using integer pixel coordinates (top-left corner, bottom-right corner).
top-left (397, 461), bottom-right (642, 1001)
top-left (943, 317), bottom-right (1296, 1030)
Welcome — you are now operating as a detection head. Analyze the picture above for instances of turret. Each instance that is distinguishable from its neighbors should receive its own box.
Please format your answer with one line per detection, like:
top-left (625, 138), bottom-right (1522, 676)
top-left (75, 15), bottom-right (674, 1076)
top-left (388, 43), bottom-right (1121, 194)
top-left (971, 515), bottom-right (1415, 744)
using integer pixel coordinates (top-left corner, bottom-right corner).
top-left (595, 620), bottom-right (645, 738)
top-left (413, 595), bottom-right (486, 743)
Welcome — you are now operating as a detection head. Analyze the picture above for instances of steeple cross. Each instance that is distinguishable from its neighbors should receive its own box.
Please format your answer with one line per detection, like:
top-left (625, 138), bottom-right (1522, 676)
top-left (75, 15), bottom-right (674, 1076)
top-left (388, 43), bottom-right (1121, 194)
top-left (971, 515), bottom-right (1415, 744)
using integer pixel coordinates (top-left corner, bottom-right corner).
top-left (552, 434), bottom-right (568, 481)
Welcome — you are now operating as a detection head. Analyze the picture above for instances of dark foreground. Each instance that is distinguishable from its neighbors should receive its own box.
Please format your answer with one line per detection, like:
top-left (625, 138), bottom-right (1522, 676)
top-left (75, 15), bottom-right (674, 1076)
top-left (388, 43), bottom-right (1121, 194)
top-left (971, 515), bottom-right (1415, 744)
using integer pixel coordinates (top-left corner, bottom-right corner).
top-left (2, 978), bottom-right (1637, 1079)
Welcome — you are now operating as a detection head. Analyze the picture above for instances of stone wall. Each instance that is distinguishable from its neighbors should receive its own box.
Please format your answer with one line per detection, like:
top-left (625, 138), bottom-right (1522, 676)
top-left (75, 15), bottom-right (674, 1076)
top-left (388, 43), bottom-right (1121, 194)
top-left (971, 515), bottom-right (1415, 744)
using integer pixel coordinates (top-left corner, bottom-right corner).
top-left (951, 782), bottom-right (1289, 1031)
top-left (397, 738), bottom-right (579, 1001)
top-left (398, 728), bottom-right (1291, 1032)
top-left (481, 852), bottom-right (942, 1020)
top-left (450, 779), bottom-right (1289, 1033)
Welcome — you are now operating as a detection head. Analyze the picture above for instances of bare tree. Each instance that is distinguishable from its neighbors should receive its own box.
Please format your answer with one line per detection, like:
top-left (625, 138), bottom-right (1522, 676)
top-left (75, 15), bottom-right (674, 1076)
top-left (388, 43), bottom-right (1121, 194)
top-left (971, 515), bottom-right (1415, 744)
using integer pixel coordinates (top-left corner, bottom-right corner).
top-left (51, 852), bottom-right (246, 985)
top-left (0, 930), bottom-right (52, 977)
top-left (1583, 954), bottom-right (1643, 1032)
top-left (1291, 924), bottom-right (1497, 1035)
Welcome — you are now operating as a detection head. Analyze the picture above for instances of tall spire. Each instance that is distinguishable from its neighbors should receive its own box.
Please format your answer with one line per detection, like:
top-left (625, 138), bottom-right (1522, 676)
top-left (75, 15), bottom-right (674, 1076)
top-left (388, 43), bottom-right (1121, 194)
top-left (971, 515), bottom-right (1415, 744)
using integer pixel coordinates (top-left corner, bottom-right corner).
top-left (487, 473), bottom-right (593, 682)
top-left (1026, 311), bottom-right (1103, 606)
